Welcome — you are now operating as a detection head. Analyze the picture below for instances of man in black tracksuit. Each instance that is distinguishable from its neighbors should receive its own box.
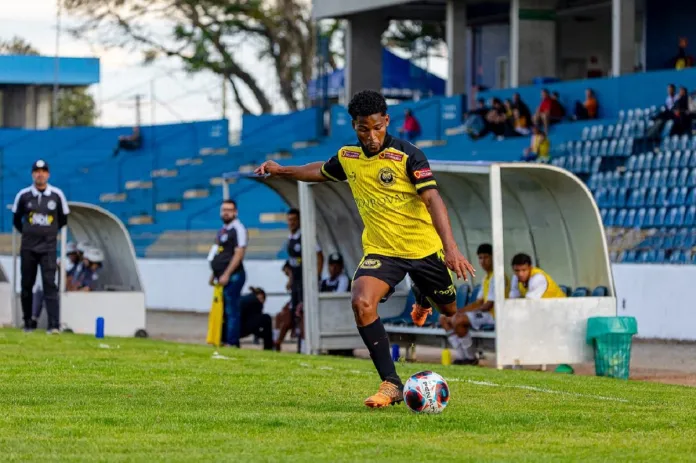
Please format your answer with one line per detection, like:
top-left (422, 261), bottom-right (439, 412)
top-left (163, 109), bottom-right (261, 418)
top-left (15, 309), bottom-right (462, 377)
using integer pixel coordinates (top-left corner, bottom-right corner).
top-left (12, 160), bottom-right (70, 333)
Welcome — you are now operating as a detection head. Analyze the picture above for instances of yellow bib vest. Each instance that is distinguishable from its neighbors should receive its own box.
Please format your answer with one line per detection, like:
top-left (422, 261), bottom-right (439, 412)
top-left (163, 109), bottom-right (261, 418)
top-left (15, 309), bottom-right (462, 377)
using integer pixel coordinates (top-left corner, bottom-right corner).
top-left (518, 267), bottom-right (566, 298)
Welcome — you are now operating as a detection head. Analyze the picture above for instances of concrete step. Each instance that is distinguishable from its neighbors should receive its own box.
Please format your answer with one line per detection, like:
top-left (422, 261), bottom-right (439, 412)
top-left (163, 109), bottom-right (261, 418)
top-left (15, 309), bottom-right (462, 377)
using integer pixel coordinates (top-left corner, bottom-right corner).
top-left (100, 193), bottom-right (127, 203)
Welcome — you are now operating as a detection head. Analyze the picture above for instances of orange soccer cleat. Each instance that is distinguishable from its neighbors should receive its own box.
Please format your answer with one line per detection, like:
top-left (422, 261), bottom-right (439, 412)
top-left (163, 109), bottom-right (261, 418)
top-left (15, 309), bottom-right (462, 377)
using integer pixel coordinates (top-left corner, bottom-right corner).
top-left (410, 304), bottom-right (432, 327)
top-left (364, 381), bottom-right (404, 408)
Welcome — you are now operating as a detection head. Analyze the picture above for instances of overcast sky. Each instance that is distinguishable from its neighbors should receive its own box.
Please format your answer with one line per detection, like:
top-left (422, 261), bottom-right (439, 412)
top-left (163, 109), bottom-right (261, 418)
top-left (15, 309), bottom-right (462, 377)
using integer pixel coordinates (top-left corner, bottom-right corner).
top-left (0, 1), bottom-right (446, 133)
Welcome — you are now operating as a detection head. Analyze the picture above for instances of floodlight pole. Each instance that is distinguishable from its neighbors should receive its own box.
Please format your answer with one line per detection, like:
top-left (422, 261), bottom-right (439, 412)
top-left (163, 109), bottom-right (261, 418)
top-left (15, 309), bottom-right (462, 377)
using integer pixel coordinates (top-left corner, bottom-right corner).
top-left (52, 0), bottom-right (62, 127)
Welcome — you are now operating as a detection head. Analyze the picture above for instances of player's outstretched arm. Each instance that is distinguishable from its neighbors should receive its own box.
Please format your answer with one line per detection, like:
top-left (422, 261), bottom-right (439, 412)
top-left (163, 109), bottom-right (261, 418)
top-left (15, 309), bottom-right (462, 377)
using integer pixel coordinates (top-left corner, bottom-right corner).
top-left (420, 188), bottom-right (476, 281)
top-left (254, 160), bottom-right (328, 183)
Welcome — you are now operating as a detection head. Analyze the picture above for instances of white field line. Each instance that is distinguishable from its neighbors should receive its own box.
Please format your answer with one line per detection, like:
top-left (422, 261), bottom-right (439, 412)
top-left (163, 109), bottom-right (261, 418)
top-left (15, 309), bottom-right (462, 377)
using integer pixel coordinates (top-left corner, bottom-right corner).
top-left (297, 363), bottom-right (629, 403)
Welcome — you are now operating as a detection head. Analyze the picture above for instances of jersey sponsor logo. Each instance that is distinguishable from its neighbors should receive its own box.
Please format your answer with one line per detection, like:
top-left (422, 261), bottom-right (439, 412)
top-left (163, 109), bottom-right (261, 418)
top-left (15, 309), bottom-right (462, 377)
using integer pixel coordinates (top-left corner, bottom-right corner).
top-left (342, 150), bottom-right (361, 159)
top-left (28, 212), bottom-right (53, 226)
top-left (413, 168), bottom-right (433, 179)
top-left (294, 243), bottom-right (302, 252)
top-left (360, 259), bottom-right (382, 270)
top-left (47, 200), bottom-right (57, 211)
top-left (354, 192), bottom-right (409, 211)
top-left (379, 152), bottom-right (404, 162)
top-left (378, 167), bottom-right (396, 187)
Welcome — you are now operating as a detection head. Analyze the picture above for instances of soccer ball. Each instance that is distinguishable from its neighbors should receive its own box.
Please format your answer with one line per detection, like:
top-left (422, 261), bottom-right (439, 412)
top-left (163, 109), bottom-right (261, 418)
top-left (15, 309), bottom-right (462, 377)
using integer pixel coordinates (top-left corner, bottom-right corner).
top-left (403, 371), bottom-right (450, 414)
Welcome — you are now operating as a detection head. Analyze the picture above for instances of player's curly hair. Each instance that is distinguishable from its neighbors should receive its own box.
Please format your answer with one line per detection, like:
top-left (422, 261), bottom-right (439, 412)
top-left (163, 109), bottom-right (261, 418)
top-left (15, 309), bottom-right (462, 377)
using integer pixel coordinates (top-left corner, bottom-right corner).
top-left (347, 90), bottom-right (387, 120)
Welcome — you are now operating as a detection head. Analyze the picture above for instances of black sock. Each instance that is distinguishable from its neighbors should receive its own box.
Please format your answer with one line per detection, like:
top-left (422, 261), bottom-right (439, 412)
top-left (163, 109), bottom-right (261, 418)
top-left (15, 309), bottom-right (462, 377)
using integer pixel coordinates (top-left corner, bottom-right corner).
top-left (358, 318), bottom-right (402, 387)
top-left (411, 283), bottom-right (432, 309)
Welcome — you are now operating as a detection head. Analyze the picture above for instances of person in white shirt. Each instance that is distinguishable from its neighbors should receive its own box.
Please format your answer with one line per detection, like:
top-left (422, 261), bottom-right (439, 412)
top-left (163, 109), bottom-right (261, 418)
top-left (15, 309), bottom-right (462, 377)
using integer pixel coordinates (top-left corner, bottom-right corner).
top-left (320, 253), bottom-right (351, 293)
top-left (507, 253), bottom-right (566, 300)
top-left (666, 84), bottom-right (677, 111)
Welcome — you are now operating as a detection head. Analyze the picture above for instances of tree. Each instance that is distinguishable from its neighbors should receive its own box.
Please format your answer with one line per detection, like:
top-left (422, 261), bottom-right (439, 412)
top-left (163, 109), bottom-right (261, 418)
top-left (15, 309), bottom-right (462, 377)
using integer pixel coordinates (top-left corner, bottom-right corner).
top-left (0, 35), bottom-right (99, 127)
top-left (383, 21), bottom-right (446, 60)
top-left (62, 0), bottom-right (342, 114)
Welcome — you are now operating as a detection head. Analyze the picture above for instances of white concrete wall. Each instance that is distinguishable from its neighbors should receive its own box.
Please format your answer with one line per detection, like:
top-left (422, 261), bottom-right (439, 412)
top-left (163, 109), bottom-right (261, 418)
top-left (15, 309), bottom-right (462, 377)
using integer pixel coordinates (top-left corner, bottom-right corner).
top-left (2, 256), bottom-right (694, 341)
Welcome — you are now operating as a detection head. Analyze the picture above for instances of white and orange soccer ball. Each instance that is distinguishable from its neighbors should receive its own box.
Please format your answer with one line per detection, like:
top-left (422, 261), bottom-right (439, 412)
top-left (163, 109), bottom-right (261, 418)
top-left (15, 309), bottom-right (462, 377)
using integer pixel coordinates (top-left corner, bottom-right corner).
top-left (403, 371), bottom-right (450, 414)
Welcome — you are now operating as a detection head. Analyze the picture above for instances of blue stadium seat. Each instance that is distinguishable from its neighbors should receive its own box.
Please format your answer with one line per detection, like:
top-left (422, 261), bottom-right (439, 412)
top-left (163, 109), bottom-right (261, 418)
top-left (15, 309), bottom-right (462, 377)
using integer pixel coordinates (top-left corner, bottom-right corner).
top-left (669, 250), bottom-right (684, 264)
top-left (673, 228), bottom-right (688, 248)
top-left (653, 152), bottom-right (663, 170)
top-left (656, 250), bottom-right (667, 263)
top-left (667, 169), bottom-right (679, 189)
top-left (621, 171), bottom-right (633, 189)
top-left (645, 187), bottom-right (658, 207)
top-left (596, 125), bottom-right (605, 139)
top-left (617, 250), bottom-right (628, 262)
top-left (617, 139), bottom-right (626, 156)
top-left (591, 140), bottom-right (600, 157)
top-left (468, 284), bottom-right (482, 305)
top-left (655, 207), bottom-right (667, 227)
top-left (656, 187), bottom-right (668, 206)
top-left (382, 289), bottom-right (416, 325)
top-left (630, 171), bottom-right (641, 189)
top-left (685, 206), bottom-right (696, 227)
top-left (691, 136), bottom-right (696, 151)
top-left (645, 208), bottom-right (657, 227)
top-left (671, 151), bottom-right (682, 169)
top-left (582, 141), bottom-right (592, 156)
top-left (558, 285), bottom-right (572, 297)
top-left (608, 139), bottom-right (618, 156)
top-left (662, 230), bottom-right (675, 249)
top-left (634, 208), bottom-right (646, 228)
top-left (566, 156), bottom-right (575, 172)
top-left (606, 188), bottom-right (617, 207)
top-left (610, 208), bottom-right (621, 227)
top-left (639, 250), bottom-right (654, 263)
top-left (591, 157), bottom-right (601, 173)
top-left (649, 171), bottom-right (661, 189)
top-left (616, 187), bottom-right (628, 208)
top-left (667, 187), bottom-right (679, 205)
top-left (592, 286), bottom-right (609, 297)
top-left (671, 135), bottom-right (680, 151)
top-left (663, 152), bottom-right (673, 170)
top-left (681, 150), bottom-right (691, 168)
top-left (581, 126), bottom-right (591, 141)
top-left (608, 171), bottom-right (621, 188)
top-left (678, 169), bottom-right (690, 189)
top-left (599, 140), bottom-right (609, 156)
top-left (456, 283), bottom-right (471, 308)
top-left (685, 231), bottom-right (696, 249)
top-left (588, 173), bottom-right (601, 190)
top-left (627, 154), bottom-right (638, 171)
top-left (571, 287), bottom-right (590, 297)
top-left (689, 168), bottom-right (696, 187)
top-left (644, 152), bottom-right (654, 170)
top-left (680, 134), bottom-right (690, 151)
top-left (600, 208), bottom-right (608, 224)
top-left (581, 155), bottom-right (591, 173)
top-left (625, 138), bottom-right (634, 156)
top-left (676, 187), bottom-right (688, 206)
top-left (688, 188), bottom-right (696, 205)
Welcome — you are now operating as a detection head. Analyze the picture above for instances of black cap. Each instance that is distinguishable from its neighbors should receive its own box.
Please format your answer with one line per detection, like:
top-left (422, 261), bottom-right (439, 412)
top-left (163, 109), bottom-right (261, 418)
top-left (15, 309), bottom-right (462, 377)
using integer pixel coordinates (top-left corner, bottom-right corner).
top-left (32, 160), bottom-right (49, 172)
top-left (328, 252), bottom-right (344, 265)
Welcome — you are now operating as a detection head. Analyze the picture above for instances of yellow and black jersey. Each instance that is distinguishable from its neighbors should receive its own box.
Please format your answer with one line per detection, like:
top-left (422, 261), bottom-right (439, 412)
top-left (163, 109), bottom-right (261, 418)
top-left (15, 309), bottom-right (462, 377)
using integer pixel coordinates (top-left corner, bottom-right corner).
top-left (320, 134), bottom-right (442, 259)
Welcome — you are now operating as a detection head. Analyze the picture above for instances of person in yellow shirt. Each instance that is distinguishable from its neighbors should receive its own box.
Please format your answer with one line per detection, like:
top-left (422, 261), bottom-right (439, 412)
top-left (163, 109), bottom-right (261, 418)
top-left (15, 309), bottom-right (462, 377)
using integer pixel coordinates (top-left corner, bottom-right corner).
top-left (439, 243), bottom-right (510, 365)
top-left (522, 126), bottom-right (550, 163)
top-left (508, 253), bottom-right (566, 299)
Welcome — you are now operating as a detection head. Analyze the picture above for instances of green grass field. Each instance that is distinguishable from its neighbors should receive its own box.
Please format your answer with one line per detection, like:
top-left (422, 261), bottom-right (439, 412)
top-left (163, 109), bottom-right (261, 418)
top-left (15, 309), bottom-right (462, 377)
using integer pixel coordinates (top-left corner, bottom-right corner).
top-left (1, 329), bottom-right (695, 462)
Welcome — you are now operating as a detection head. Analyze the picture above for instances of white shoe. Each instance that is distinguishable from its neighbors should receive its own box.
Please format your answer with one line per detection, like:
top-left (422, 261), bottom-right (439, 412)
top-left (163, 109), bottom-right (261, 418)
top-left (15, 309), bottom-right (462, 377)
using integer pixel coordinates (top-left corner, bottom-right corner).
top-left (47, 329), bottom-right (60, 335)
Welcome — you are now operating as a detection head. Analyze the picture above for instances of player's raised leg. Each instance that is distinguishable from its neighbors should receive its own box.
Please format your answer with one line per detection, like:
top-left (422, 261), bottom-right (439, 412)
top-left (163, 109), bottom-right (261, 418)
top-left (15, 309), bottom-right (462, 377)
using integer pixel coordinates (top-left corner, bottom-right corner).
top-left (409, 251), bottom-right (458, 326)
top-left (351, 257), bottom-right (407, 408)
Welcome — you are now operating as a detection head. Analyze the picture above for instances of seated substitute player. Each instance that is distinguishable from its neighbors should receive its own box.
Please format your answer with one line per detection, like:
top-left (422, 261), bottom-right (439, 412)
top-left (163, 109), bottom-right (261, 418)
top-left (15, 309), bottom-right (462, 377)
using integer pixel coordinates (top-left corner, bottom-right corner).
top-left (320, 252), bottom-right (351, 293)
top-left (255, 90), bottom-right (475, 408)
top-left (68, 248), bottom-right (104, 292)
top-left (439, 243), bottom-right (509, 365)
top-left (508, 253), bottom-right (566, 299)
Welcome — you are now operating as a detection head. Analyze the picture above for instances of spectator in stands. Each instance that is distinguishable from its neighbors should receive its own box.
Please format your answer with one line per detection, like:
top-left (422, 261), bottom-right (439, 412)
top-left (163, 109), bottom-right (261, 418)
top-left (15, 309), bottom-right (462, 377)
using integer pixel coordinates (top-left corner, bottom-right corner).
top-left (551, 91), bottom-right (566, 119)
top-left (512, 93), bottom-right (532, 135)
top-left (398, 109), bottom-right (421, 142)
top-left (574, 89), bottom-right (599, 121)
top-left (239, 287), bottom-right (273, 350)
top-left (533, 89), bottom-right (555, 133)
top-left (665, 84), bottom-right (678, 111)
top-left (670, 38), bottom-right (694, 70)
top-left (648, 84), bottom-right (681, 139)
top-left (439, 244), bottom-right (510, 366)
top-left (463, 98), bottom-right (489, 138)
top-left (275, 208), bottom-right (323, 353)
top-left (208, 199), bottom-right (248, 348)
top-left (68, 248), bottom-right (104, 292)
top-left (113, 126), bottom-right (142, 157)
top-left (675, 86), bottom-right (690, 112)
top-left (508, 253), bottom-right (566, 299)
top-left (522, 126), bottom-right (550, 163)
top-left (320, 252), bottom-right (351, 293)
top-left (483, 98), bottom-right (518, 139)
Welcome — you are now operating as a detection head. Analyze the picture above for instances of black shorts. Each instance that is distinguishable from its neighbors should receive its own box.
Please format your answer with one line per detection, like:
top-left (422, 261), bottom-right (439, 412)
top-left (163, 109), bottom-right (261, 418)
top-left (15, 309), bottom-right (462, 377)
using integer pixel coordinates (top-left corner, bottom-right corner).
top-left (353, 251), bottom-right (456, 306)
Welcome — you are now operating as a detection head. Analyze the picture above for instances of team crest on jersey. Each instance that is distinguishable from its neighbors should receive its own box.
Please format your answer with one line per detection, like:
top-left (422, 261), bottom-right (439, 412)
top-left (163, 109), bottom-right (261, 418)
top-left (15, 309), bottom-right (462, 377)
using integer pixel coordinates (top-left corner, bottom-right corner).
top-left (47, 200), bottom-right (57, 211)
top-left (360, 259), bottom-right (382, 269)
top-left (342, 150), bottom-right (361, 159)
top-left (378, 167), bottom-right (396, 187)
top-left (379, 152), bottom-right (404, 162)
top-left (220, 233), bottom-right (228, 243)
top-left (413, 168), bottom-right (433, 179)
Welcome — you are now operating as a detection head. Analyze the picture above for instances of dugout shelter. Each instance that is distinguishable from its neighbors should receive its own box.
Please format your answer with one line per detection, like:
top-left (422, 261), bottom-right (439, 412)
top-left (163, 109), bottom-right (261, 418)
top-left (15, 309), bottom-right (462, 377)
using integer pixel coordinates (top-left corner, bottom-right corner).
top-left (9, 202), bottom-right (146, 337)
top-left (223, 162), bottom-right (617, 368)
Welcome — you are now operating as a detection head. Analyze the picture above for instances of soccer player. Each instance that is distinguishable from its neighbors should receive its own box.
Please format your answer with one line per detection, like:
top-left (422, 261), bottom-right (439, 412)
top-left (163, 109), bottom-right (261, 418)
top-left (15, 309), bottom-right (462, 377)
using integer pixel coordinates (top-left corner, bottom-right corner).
top-left (508, 253), bottom-right (566, 299)
top-left (255, 90), bottom-right (475, 408)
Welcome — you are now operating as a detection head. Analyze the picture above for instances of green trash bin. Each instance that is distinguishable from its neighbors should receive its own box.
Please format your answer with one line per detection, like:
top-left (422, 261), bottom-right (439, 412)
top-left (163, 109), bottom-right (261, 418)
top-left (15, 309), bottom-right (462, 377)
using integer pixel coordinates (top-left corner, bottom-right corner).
top-left (586, 317), bottom-right (638, 380)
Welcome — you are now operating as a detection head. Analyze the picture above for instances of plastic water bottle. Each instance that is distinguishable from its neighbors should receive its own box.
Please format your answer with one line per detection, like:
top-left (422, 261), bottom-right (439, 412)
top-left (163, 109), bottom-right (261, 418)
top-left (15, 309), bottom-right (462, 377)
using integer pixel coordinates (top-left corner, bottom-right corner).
top-left (391, 343), bottom-right (400, 362)
top-left (441, 348), bottom-right (453, 366)
top-left (95, 317), bottom-right (104, 339)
